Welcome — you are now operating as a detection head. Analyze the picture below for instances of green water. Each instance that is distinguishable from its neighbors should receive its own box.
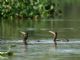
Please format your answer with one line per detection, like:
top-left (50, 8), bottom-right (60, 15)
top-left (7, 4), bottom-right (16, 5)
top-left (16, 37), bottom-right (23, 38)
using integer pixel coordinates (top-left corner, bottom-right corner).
top-left (0, 18), bottom-right (80, 60)
top-left (0, 18), bottom-right (80, 39)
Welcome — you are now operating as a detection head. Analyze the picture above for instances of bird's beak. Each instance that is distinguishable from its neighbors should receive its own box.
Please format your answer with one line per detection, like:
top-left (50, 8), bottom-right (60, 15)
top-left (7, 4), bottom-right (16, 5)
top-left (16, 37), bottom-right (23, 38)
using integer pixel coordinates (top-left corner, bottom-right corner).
top-left (49, 31), bottom-right (55, 35)
top-left (20, 31), bottom-right (26, 35)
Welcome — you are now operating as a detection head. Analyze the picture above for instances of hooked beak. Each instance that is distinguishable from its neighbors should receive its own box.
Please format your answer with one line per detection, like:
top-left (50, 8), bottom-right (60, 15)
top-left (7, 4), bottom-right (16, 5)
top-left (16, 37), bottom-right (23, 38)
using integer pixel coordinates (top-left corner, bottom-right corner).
top-left (49, 31), bottom-right (55, 35)
top-left (20, 31), bottom-right (26, 35)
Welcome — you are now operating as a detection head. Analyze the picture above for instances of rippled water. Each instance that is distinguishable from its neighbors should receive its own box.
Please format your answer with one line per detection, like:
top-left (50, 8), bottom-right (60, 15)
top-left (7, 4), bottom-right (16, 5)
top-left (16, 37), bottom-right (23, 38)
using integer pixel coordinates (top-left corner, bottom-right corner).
top-left (0, 39), bottom-right (80, 60)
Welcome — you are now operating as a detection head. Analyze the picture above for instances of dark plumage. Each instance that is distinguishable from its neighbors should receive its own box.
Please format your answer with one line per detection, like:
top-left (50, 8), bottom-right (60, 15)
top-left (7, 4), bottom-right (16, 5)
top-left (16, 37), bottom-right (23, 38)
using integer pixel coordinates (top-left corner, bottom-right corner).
top-left (49, 31), bottom-right (57, 47)
top-left (20, 31), bottom-right (28, 45)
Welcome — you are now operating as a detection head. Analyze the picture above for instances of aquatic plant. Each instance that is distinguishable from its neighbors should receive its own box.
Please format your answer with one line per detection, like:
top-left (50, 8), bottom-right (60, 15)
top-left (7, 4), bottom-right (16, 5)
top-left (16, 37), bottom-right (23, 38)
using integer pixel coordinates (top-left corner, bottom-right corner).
top-left (0, 44), bottom-right (16, 57)
top-left (0, 51), bottom-right (14, 56)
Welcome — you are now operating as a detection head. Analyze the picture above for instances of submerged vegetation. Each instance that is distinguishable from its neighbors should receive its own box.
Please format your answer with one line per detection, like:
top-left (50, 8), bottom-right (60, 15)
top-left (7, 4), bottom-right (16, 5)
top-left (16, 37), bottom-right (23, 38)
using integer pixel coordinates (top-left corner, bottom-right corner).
top-left (0, 45), bottom-right (15, 57)
top-left (0, 51), bottom-right (14, 56)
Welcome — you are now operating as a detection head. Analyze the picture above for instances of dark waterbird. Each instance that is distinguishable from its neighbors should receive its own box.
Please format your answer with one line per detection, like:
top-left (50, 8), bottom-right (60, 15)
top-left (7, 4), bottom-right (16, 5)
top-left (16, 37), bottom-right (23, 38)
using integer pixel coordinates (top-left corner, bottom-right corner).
top-left (49, 31), bottom-right (69, 47)
top-left (20, 31), bottom-right (28, 45)
top-left (49, 31), bottom-right (57, 47)
top-left (20, 31), bottom-right (69, 46)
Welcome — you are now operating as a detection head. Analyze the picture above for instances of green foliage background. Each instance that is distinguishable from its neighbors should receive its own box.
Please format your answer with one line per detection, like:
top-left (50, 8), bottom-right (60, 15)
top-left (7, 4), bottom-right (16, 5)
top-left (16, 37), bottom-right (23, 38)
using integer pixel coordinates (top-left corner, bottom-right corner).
top-left (0, 0), bottom-right (75, 19)
top-left (0, 0), bottom-right (80, 19)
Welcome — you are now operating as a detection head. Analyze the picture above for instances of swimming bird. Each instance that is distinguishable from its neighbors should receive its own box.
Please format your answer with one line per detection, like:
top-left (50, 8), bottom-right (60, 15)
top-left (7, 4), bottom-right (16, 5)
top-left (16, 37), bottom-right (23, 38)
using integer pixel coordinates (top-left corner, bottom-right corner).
top-left (49, 31), bottom-right (57, 47)
top-left (49, 31), bottom-right (69, 47)
top-left (20, 31), bottom-right (28, 45)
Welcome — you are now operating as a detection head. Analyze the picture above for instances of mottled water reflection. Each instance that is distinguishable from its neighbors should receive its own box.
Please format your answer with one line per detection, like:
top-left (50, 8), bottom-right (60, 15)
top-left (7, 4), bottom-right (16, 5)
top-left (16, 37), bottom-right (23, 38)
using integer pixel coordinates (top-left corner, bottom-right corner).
top-left (0, 39), bottom-right (80, 60)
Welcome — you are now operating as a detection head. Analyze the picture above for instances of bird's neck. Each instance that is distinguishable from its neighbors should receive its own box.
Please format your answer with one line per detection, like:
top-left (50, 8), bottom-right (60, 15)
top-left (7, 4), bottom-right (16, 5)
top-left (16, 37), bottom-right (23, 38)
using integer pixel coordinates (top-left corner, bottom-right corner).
top-left (54, 32), bottom-right (57, 41)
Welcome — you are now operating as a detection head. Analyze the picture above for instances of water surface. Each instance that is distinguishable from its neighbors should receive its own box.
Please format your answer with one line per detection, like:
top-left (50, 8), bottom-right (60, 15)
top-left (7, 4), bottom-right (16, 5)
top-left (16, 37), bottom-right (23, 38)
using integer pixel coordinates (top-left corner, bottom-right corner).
top-left (0, 39), bottom-right (80, 60)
